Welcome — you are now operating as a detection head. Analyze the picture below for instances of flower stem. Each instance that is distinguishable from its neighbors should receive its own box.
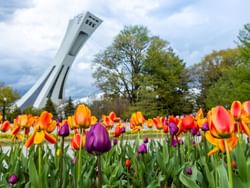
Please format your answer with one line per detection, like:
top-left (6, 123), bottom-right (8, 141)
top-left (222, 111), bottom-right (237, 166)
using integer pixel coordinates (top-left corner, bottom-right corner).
top-left (77, 128), bottom-right (83, 183)
top-left (97, 155), bottom-right (102, 188)
top-left (224, 139), bottom-right (233, 188)
top-left (59, 136), bottom-right (65, 187)
top-left (38, 144), bottom-right (42, 178)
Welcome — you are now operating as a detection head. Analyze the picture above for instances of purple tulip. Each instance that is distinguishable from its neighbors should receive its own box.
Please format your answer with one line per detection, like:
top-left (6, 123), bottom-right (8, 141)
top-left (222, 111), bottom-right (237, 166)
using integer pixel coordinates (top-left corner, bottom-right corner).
top-left (113, 138), bottom-right (118, 145)
top-left (58, 123), bottom-right (70, 137)
top-left (121, 127), bottom-right (126, 133)
top-left (171, 138), bottom-right (178, 147)
top-left (201, 122), bottom-right (209, 131)
top-left (86, 122), bottom-right (111, 155)
top-left (8, 175), bottom-right (18, 185)
top-left (143, 137), bottom-right (149, 144)
top-left (169, 122), bottom-right (179, 136)
top-left (185, 167), bottom-right (192, 175)
top-left (191, 127), bottom-right (199, 136)
top-left (137, 143), bottom-right (147, 154)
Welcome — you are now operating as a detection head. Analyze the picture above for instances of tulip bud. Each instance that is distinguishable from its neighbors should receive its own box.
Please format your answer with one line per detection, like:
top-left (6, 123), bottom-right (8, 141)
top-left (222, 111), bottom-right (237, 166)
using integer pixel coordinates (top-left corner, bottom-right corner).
top-left (171, 138), bottom-right (178, 147)
top-left (86, 123), bottom-right (111, 155)
top-left (201, 122), bottom-right (209, 131)
top-left (137, 143), bottom-right (147, 154)
top-left (191, 127), bottom-right (198, 136)
top-left (113, 138), bottom-right (118, 145)
top-left (125, 159), bottom-right (131, 169)
top-left (143, 137), bottom-right (149, 144)
top-left (8, 175), bottom-right (18, 185)
top-left (58, 123), bottom-right (70, 137)
top-left (185, 167), bottom-right (192, 175)
top-left (208, 106), bottom-right (234, 138)
top-left (169, 122), bottom-right (179, 136)
top-left (121, 127), bottom-right (126, 133)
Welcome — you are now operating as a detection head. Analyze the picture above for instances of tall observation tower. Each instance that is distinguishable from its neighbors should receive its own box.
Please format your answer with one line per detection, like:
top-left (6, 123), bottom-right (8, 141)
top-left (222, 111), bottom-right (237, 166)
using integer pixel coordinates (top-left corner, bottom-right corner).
top-left (16, 11), bottom-right (102, 110)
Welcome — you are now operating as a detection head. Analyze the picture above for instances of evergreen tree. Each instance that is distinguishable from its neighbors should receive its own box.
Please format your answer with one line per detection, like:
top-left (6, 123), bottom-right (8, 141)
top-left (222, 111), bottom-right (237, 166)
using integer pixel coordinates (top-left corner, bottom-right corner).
top-left (64, 97), bottom-right (75, 117)
top-left (43, 98), bottom-right (57, 118)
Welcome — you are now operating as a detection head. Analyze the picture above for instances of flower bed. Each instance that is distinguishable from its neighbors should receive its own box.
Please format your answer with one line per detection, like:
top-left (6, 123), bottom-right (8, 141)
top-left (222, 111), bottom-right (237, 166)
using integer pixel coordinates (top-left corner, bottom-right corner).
top-left (0, 101), bottom-right (250, 187)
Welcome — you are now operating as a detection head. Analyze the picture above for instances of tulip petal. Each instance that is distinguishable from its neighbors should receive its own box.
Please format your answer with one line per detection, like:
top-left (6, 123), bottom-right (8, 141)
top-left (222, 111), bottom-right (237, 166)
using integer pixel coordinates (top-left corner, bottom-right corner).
top-left (240, 121), bottom-right (250, 136)
top-left (45, 132), bottom-right (57, 144)
top-left (34, 131), bottom-right (45, 144)
top-left (231, 101), bottom-right (242, 119)
top-left (1, 121), bottom-right (11, 132)
top-left (243, 101), bottom-right (250, 115)
top-left (25, 133), bottom-right (35, 148)
top-left (208, 147), bottom-right (220, 156)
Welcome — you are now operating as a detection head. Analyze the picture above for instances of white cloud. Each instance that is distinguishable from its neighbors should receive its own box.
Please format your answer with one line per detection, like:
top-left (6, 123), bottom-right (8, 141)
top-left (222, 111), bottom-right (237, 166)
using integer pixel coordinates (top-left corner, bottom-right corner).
top-left (1, 0), bottom-right (250, 99)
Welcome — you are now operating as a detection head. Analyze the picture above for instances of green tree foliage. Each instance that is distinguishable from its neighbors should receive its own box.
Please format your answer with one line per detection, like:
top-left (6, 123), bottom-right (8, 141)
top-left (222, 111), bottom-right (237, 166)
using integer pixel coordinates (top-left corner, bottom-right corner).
top-left (93, 25), bottom-right (150, 105)
top-left (64, 97), bottom-right (75, 117)
top-left (205, 65), bottom-right (250, 108)
top-left (0, 83), bottom-right (20, 120)
top-left (189, 48), bottom-right (240, 110)
top-left (22, 106), bottom-right (42, 116)
top-left (93, 25), bottom-right (192, 116)
top-left (89, 97), bottom-right (129, 119)
top-left (136, 37), bottom-right (192, 116)
top-left (238, 23), bottom-right (250, 64)
top-left (43, 98), bottom-right (57, 118)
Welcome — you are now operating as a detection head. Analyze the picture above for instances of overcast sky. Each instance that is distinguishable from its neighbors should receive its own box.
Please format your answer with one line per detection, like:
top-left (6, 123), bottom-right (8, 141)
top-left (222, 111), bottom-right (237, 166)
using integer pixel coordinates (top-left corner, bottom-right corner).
top-left (0, 0), bottom-right (249, 99)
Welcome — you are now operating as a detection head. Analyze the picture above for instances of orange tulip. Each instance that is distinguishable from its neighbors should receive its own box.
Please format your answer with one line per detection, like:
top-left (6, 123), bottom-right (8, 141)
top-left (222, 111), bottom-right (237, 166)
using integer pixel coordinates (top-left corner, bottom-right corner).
top-left (195, 109), bottom-right (207, 128)
top-left (146, 119), bottom-right (154, 128)
top-left (231, 101), bottom-right (242, 119)
top-left (130, 112), bottom-right (145, 133)
top-left (0, 121), bottom-right (11, 132)
top-left (74, 104), bottom-right (92, 129)
top-left (208, 106), bottom-right (234, 138)
top-left (153, 116), bottom-right (166, 129)
top-left (130, 112), bottom-right (144, 127)
top-left (25, 111), bottom-right (56, 148)
top-left (205, 131), bottom-right (238, 156)
top-left (181, 115), bottom-right (195, 131)
top-left (68, 115), bottom-right (78, 129)
top-left (70, 130), bottom-right (85, 150)
top-left (109, 112), bottom-right (120, 122)
top-left (102, 115), bottom-right (113, 129)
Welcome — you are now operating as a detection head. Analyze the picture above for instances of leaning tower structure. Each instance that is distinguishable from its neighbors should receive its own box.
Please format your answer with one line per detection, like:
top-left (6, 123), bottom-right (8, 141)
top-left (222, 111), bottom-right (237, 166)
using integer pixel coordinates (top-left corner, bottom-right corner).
top-left (16, 11), bottom-right (102, 110)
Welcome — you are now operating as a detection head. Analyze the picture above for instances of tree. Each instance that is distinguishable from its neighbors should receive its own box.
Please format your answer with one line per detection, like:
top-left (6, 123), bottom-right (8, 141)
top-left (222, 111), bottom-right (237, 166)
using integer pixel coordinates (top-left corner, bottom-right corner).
top-left (64, 97), bottom-right (75, 117)
top-left (205, 65), bottom-right (250, 108)
top-left (0, 84), bottom-right (20, 120)
top-left (93, 25), bottom-right (193, 116)
top-left (238, 23), bottom-right (250, 65)
top-left (136, 37), bottom-right (193, 116)
top-left (43, 98), bottom-right (57, 118)
top-left (189, 48), bottom-right (240, 110)
top-left (93, 25), bottom-right (151, 105)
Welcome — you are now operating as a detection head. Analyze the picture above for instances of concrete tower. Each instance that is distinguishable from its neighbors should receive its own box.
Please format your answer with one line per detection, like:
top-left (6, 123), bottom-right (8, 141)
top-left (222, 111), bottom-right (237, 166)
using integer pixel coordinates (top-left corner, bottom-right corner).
top-left (16, 11), bottom-right (102, 110)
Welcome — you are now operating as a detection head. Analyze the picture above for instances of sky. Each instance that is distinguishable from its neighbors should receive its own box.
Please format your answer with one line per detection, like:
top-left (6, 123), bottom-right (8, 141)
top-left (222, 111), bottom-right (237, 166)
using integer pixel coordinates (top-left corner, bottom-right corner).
top-left (0, 0), bottom-right (250, 100)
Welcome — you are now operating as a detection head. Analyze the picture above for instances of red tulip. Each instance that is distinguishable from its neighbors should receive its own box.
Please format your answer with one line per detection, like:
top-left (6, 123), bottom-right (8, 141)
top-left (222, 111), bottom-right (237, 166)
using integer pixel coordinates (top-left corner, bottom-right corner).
top-left (231, 101), bottom-right (242, 119)
top-left (208, 106), bottom-right (234, 138)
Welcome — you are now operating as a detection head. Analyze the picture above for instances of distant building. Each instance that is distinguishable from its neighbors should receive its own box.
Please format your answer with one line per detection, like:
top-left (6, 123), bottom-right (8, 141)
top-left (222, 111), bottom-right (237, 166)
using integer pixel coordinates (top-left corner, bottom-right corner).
top-left (16, 11), bottom-right (102, 110)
